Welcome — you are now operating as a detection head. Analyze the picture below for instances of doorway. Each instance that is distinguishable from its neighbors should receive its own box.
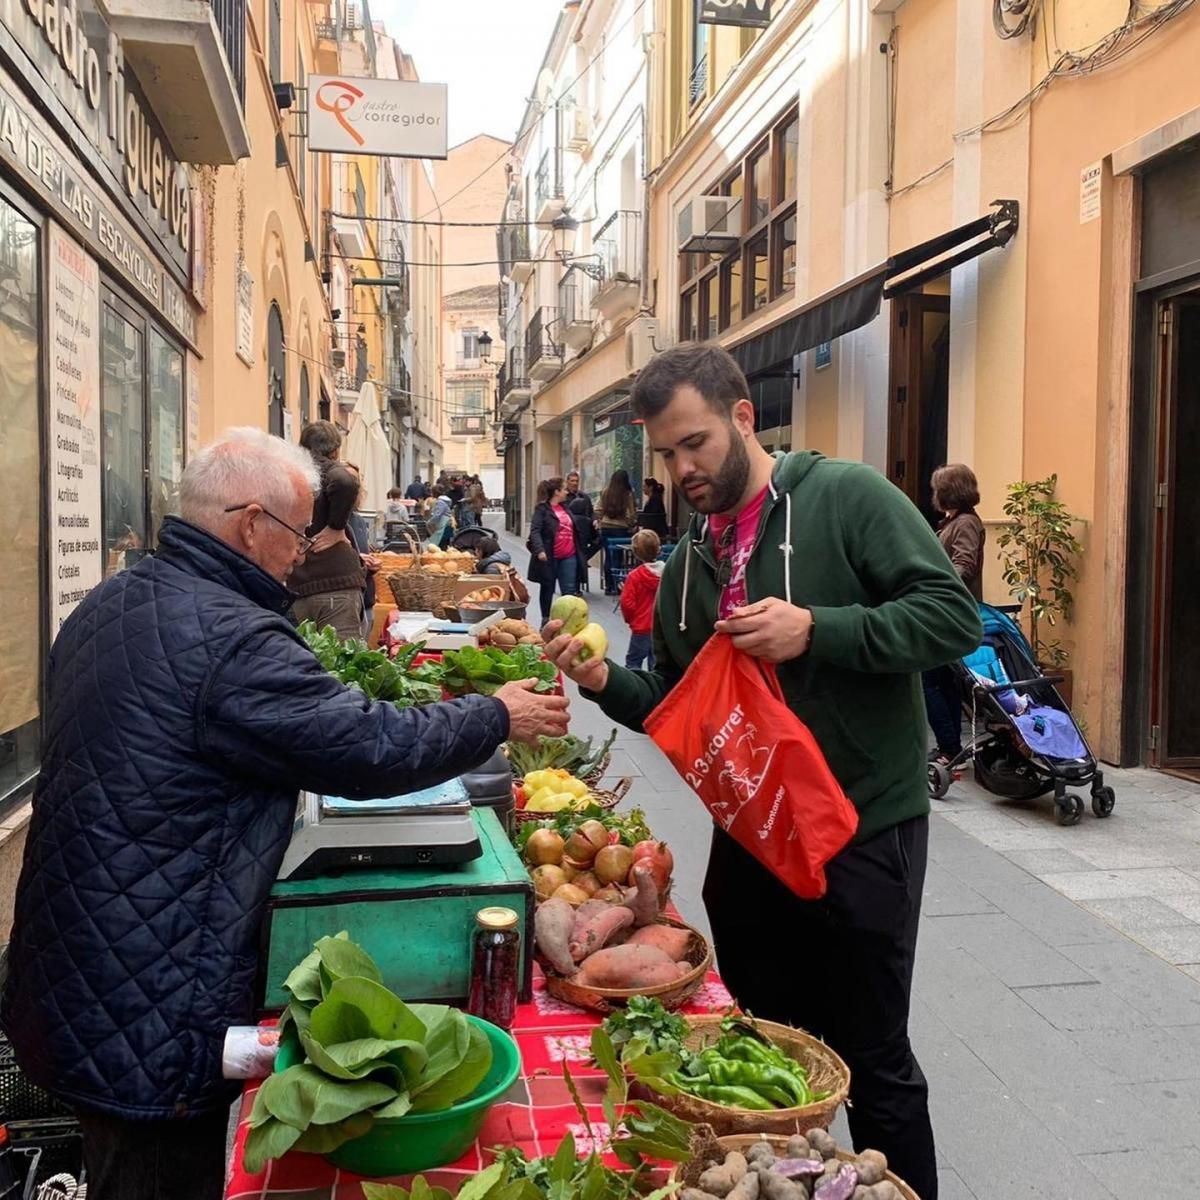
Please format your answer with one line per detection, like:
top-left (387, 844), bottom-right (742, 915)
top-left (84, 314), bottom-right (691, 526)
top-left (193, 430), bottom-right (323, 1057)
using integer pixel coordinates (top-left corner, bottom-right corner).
top-left (887, 292), bottom-right (951, 525)
top-left (1149, 295), bottom-right (1200, 772)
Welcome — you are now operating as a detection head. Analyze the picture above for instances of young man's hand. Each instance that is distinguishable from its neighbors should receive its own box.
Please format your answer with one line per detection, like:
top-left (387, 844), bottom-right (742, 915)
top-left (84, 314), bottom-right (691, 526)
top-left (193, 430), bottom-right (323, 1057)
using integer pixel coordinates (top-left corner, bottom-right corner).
top-left (542, 620), bottom-right (610, 693)
top-left (715, 597), bottom-right (813, 663)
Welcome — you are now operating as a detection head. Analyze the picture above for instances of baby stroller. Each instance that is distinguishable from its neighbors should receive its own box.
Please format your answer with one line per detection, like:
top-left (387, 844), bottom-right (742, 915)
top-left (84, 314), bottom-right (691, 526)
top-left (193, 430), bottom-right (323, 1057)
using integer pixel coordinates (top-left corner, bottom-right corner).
top-left (928, 603), bottom-right (1116, 826)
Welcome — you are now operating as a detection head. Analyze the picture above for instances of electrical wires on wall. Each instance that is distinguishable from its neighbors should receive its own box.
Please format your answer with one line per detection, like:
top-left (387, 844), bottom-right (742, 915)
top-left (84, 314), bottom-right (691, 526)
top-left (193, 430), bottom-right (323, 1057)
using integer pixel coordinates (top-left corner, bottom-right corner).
top-left (993, 0), bottom-right (1044, 40)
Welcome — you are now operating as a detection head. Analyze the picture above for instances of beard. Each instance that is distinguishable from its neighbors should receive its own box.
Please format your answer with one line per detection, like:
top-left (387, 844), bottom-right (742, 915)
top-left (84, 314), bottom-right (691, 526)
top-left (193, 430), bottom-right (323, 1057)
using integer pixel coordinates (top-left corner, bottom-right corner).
top-left (681, 426), bottom-right (752, 514)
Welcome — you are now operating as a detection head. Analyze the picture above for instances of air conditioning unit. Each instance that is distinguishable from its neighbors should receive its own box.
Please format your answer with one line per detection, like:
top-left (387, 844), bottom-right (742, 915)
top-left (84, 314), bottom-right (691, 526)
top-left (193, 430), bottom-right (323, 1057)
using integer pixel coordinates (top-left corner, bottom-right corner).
top-left (330, 348), bottom-right (347, 369)
top-left (677, 195), bottom-right (741, 253)
top-left (625, 317), bottom-right (660, 373)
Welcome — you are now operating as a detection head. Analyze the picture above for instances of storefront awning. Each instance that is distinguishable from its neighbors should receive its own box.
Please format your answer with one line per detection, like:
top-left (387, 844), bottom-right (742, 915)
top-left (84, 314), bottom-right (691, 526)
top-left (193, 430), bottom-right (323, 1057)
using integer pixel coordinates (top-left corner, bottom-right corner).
top-left (730, 200), bottom-right (1019, 378)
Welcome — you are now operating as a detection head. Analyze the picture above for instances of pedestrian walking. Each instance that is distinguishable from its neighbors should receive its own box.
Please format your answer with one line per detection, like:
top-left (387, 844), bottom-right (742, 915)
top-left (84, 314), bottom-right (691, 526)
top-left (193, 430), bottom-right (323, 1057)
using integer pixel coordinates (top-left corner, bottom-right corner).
top-left (597, 469), bottom-right (636, 592)
top-left (619, 529), bottom-right (664, 669)
top-left (287, 420), bottom-right (366, 641)
top-left (544, 343), bottom-right (981, 1200)
top-left (405, 477), bottom-right (429, 502)
top-left (528, 476), bottom-right (583, 623)
top-left (924, 463), bottom-right (986, 769)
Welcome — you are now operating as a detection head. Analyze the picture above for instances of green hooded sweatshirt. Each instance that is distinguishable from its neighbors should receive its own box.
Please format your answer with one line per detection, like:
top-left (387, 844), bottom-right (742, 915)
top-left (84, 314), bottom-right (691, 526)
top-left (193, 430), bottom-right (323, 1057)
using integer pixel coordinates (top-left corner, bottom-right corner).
top-left (592, 451), bottom-right (983, 842)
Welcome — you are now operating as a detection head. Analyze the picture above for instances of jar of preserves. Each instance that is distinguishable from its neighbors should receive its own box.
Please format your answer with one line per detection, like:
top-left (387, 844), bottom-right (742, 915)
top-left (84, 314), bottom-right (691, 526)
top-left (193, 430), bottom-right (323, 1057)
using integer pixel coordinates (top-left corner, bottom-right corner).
top-left (467, 907), bottom-right (520, 1029)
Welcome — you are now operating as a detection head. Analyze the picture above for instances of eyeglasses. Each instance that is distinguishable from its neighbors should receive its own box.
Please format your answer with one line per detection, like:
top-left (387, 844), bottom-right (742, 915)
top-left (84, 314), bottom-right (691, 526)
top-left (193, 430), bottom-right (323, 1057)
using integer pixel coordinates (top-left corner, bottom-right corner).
top-left (224, 503), bottom-right (315, 555)
top-left (715, 522), bottom-right (736, 590)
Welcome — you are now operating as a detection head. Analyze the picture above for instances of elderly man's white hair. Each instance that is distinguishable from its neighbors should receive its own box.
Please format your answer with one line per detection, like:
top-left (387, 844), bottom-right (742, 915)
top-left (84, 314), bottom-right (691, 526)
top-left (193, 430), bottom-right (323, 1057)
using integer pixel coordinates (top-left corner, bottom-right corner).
top-left (180, 427), bottom-right (320, 531)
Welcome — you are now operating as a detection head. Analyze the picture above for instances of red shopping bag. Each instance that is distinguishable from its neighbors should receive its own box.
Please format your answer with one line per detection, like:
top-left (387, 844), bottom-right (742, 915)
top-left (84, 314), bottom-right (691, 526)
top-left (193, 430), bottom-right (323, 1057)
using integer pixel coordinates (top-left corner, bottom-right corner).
top-left (644, 634), bottom-right (858, 899)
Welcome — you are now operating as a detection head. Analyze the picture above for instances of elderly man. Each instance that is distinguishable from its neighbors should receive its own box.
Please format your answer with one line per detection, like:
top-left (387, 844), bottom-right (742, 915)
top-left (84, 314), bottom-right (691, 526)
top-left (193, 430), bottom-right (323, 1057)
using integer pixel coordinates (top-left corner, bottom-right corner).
top-left (1, 428), bottom-right (568, 1200)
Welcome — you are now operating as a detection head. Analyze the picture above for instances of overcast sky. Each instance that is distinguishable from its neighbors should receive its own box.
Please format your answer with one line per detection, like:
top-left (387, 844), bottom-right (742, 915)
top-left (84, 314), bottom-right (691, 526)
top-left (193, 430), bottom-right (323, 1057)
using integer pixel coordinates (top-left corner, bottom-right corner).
top-left (371, 0), bottom-right (567, 148)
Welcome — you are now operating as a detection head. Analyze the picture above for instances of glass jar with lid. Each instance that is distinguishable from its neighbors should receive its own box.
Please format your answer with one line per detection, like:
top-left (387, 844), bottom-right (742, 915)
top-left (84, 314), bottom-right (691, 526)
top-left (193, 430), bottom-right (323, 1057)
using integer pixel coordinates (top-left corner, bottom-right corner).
top-left (467, 907), bottom-right (520, 1029)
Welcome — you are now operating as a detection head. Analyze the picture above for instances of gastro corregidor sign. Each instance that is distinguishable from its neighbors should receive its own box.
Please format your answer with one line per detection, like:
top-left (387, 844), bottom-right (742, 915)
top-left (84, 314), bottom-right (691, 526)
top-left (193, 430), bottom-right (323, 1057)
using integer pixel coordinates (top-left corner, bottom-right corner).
top-left (308, 76), bottom-right (448, 160)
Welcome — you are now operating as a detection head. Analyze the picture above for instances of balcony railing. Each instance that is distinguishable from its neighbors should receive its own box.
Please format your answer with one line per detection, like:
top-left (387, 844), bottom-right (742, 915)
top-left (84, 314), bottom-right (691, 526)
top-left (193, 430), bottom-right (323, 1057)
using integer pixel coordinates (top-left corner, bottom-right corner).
top-left (451, 414), bottom-right (489, 437)
top-left (500, 349), bottom-right (530, 404)
top-left (534, 148), bottom-right (564, 222)
top-left (594, 210), bottom-right (642, 286)
top-left (525, 307), bottom-right (562, 375)
top-left (209, 0), bottom-right (246, 103)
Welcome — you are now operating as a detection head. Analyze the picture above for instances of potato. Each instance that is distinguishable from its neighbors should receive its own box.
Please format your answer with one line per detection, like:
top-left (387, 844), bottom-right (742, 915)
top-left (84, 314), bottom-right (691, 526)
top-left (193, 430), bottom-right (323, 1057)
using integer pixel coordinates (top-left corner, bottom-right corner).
top-left (853, 1151), bottom-right (887, 1187)
top-left (699, 1153), bottom-right (748, 1197)
top-left (492, 632), bottom-right (518, 647)
top-left (572, 943), bottom-right (681, 988)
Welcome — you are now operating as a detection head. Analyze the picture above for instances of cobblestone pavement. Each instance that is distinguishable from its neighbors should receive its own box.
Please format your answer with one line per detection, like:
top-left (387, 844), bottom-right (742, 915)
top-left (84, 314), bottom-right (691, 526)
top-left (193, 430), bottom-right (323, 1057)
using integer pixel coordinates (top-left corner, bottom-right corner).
top-left (501, 530), bottom-right (1200, 1199)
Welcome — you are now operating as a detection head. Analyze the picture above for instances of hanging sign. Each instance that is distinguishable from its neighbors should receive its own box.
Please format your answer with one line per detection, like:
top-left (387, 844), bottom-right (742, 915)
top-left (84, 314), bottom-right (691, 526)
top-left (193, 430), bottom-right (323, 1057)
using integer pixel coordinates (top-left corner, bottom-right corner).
top-left (307, 76), bottom-right (449, 159)
top-left (814, 341), bottom-right (832, 370)
top-left (699, 0), bottom-right (772, 28)
top-left (48, 224), bottom-right (102, 638)
top-left (1079, 162), bottom-right (1102, 225)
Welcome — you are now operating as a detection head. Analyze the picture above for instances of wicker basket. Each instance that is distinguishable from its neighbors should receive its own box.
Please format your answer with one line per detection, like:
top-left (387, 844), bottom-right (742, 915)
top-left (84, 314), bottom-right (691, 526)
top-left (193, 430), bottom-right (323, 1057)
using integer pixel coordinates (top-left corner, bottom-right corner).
top-left (514, 777), bottom-right (631, 825)
top-left (675, 1132), bottom-right (919, 1200)
top-left (629, 1015), bottom-right (849, 1136)
top-left (543, 916), bottom-right (712, 1015)
top-left (384, 529), bottom-right (427, 612)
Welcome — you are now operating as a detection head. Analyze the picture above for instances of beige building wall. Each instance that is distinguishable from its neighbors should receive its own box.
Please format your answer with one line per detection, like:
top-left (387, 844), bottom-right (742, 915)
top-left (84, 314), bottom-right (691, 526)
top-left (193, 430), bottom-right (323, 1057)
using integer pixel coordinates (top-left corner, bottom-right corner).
top-left (196, 0), bottom-right (332, 445)
top-left (410, 163), bottom-right (445, 478)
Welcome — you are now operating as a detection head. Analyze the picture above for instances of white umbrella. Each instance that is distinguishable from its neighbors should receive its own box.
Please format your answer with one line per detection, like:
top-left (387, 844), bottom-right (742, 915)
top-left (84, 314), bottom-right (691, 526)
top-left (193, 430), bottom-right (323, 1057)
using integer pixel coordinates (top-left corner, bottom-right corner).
top-left (344, 380), bottom-right (393, 513)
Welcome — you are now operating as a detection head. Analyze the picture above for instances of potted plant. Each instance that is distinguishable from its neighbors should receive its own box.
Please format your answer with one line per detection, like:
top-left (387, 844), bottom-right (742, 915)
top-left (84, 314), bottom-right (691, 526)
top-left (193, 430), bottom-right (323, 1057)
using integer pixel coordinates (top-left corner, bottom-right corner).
top-left (995, 475), bottom-right (1084, 705)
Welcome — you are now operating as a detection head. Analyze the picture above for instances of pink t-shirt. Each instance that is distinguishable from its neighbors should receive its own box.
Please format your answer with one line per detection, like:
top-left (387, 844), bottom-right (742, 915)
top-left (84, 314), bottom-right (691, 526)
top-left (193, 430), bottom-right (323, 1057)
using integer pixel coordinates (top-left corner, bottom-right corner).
top-left (552, 505), bottom-right (576, 559)
top-left (708, 487), bottom-right (768, 619)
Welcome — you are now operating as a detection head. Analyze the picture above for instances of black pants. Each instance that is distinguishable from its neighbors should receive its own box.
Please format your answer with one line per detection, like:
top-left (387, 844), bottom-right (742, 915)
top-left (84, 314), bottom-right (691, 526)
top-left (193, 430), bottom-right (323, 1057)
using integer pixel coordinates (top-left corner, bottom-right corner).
top-left (704, 817), bottom-right (937, 1200)
top-left (923, 665), bottom-right (963, 757)
top-left (76, 1108), bottom-right (229, 1200)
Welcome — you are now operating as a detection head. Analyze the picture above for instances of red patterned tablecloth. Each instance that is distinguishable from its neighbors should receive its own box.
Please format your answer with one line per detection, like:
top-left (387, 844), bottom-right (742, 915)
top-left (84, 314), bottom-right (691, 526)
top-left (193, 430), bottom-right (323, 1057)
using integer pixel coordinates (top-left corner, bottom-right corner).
top-left (224, 971), bottom-right (734, 1200)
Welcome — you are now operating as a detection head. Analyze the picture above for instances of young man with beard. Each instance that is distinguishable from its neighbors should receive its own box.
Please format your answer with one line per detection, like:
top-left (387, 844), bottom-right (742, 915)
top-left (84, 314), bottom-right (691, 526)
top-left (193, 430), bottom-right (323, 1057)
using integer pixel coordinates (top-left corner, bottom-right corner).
top-left (545, 343), bottom-right (982, 1200)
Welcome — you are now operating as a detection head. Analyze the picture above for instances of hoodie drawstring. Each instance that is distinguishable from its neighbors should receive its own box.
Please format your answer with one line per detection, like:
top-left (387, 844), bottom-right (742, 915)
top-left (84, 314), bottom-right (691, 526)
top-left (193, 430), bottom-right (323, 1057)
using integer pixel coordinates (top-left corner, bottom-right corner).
top-left (780, 492), bottom-right (794, 606)
top-left (679, 532), bottom-right (694, 632)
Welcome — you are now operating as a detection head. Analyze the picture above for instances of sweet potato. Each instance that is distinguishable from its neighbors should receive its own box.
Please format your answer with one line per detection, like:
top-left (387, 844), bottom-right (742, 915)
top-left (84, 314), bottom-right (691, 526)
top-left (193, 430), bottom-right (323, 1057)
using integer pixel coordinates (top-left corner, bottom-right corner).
top-left (623, 861), bottom-right (660, 927)
top-left (570, 905), bottom-right (634, 962)
top-left (572, 944), bottom-right (681, 988)
top-left (534, 898), bottom-right (577, 976)
top-left (626, 924), bottom-right (691, 959)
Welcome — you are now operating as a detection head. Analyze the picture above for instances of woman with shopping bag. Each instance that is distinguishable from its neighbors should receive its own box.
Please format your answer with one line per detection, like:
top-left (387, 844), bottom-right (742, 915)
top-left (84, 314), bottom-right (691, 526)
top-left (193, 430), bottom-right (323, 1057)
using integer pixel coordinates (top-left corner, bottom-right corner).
top-left (544, 343), bottom-right (981, 1200)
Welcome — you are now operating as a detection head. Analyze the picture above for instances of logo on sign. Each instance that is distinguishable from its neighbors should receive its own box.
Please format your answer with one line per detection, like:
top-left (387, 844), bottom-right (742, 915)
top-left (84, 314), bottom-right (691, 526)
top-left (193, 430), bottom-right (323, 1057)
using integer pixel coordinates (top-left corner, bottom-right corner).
top-left (699, 0), bottom-right (772, 28)
top-left (316, 79), bottom-right (366, 147)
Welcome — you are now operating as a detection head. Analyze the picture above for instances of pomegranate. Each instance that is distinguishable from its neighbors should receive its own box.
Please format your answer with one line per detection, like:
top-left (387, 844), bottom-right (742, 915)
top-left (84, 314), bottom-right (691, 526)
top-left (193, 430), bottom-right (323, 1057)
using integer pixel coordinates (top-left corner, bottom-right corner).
top-left (552, 883), bottom-right (590, 906)
top-left (630, 840), bottom-right (673, 892)
top-left (531, 864), bottom-right (568, 901)
top-left (563, 820), bottom-right (609, 865)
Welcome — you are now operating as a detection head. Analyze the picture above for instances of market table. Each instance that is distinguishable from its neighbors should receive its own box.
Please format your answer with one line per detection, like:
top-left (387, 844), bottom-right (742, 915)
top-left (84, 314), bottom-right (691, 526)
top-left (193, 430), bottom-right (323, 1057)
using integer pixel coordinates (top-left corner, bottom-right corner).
top-left (224, 969), bottom-right (734, 1200)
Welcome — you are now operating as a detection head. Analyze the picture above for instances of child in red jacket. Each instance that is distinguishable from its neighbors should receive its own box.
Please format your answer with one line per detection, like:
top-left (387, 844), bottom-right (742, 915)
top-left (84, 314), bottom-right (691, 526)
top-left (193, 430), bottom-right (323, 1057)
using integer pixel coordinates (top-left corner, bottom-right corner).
top-left (620, 530), bottom-right (664, 669)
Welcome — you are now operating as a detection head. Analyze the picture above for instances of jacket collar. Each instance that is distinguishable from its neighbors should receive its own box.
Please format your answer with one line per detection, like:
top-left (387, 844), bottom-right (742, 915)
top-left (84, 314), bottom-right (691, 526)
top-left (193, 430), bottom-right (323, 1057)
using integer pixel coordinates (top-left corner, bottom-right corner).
top-left (154, 517), bottom-right (295, 614)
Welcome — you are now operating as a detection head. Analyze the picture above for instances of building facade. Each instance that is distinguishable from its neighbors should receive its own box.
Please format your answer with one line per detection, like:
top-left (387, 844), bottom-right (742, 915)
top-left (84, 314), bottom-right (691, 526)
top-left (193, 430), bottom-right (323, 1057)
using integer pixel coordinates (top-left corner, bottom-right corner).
top-left (437, 134), bottom-right (508, 500)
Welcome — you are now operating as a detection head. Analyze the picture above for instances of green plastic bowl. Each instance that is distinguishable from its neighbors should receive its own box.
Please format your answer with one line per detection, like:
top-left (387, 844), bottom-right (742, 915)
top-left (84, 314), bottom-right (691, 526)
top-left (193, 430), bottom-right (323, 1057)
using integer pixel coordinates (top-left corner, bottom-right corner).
top-left (275, 1015), bottom-right (522, 1178)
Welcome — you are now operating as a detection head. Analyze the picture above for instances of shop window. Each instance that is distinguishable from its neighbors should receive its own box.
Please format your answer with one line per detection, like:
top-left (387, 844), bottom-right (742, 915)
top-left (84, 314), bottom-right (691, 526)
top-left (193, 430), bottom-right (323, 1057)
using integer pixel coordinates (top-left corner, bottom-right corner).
top-left (774, 212), bottom-right (797, 295)
top-left (0, 196), bottom-right (41, 806)
top-left (102, 296), bottom-right (148, 576)
top-left (267, 303), bottom-right (286, 437)
top-left (149, 330), bottom-right (184, 547)
top-left (777, 117), bottom-right (798, 206)
top-left (748, 145), bottom-right (771, 227)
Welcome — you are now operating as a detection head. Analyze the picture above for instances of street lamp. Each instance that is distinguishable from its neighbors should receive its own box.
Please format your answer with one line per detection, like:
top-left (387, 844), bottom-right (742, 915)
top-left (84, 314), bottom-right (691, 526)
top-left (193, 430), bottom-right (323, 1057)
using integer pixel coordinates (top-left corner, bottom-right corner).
top-left (478, 330), bottom-right (493, 363)
top-left (551, 211), bottom-right (580, 261)
top-left (551, 211), bottom-right (604, 281)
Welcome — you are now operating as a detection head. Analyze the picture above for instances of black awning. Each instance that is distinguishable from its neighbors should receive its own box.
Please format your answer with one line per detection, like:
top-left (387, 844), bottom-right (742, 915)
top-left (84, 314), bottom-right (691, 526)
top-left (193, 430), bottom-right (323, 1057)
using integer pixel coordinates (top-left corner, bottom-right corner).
top-left (730, 199), bottom-right (1019, 377)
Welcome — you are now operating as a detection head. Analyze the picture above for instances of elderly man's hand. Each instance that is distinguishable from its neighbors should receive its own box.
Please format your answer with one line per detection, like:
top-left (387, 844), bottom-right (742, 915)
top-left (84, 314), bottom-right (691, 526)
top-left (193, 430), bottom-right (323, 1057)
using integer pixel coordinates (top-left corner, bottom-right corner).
top-left (494, 679), bottom-right (571, 744)
top-left (542, 620), bottom-right (610, 694)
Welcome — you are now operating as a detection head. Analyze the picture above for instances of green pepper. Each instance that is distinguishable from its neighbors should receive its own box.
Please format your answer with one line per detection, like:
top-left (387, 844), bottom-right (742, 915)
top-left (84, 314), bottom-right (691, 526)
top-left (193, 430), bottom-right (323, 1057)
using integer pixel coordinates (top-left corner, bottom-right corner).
top-left (704, 1059), bottom-right (811, 1107)
top-left (687, 1083), bottom-right (774, 1110)
top-left (747, 1083), bottom-right (796, 1108)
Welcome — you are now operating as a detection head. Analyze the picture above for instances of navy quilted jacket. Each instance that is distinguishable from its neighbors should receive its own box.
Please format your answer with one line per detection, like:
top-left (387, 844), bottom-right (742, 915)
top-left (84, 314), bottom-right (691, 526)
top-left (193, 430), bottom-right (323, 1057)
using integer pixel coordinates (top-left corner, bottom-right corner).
top-left (1, 518), bottom-right (509, 1120)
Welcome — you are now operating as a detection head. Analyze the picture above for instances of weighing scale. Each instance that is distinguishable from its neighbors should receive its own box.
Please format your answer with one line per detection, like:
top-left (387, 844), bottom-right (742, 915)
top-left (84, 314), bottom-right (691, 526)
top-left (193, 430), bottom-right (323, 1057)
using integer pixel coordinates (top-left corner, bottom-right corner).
top-left (277, 777), bottom-right (483, 881)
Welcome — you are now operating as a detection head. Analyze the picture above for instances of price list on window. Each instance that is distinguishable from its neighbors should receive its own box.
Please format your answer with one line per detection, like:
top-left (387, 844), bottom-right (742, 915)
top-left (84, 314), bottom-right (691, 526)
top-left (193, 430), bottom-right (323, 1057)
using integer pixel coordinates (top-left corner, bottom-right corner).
top-left (48, 223), bottom-right (102, 637)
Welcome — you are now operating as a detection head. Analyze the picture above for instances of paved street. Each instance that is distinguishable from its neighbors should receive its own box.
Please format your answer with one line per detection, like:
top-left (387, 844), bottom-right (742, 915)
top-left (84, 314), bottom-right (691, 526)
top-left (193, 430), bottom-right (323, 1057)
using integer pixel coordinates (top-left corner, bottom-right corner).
top-left (499, 529), bottom-right (1200, 1199)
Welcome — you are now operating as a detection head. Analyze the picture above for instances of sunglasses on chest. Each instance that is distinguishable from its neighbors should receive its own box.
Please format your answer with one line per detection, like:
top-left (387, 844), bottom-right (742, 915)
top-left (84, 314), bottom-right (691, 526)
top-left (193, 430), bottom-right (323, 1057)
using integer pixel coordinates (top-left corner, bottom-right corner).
top-left (715, 522), bottom-right (736, 589)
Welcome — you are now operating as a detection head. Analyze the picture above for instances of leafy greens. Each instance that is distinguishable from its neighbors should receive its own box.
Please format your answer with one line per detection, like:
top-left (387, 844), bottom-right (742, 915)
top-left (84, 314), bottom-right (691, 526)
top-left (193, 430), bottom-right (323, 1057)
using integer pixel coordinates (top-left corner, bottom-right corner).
top-left (299, 622), bottom-right (444, 708)
top-left (244, 933), bottom-right (494, 1174)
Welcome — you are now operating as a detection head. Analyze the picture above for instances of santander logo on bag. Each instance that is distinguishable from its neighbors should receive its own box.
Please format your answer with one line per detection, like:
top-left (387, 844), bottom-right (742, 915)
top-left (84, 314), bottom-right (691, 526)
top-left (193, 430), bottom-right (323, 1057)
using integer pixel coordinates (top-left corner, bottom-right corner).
top-left (645, 635), bottom-right (858, 899)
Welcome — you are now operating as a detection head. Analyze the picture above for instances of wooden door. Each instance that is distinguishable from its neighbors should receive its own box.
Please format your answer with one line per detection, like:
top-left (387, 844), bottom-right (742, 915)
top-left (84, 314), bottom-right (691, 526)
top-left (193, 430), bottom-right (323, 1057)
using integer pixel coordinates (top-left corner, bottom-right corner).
top-left (887, 293), bottom-right (951, 524)
top-left (1150, 297), bottom-right (1200, 769)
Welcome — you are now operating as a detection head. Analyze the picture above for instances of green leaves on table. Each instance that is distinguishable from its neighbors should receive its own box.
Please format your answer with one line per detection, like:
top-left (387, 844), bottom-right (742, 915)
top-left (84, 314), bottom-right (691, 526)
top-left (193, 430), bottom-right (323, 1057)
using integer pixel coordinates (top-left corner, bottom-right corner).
top-left (244, 933), bottom-right (494, 1175)
top-left (504, 730), bottom-right (617, 778)
top-left (298, 621), bottom-right (444, 707)
top-left (440, 645), bottom-right (558, 697)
